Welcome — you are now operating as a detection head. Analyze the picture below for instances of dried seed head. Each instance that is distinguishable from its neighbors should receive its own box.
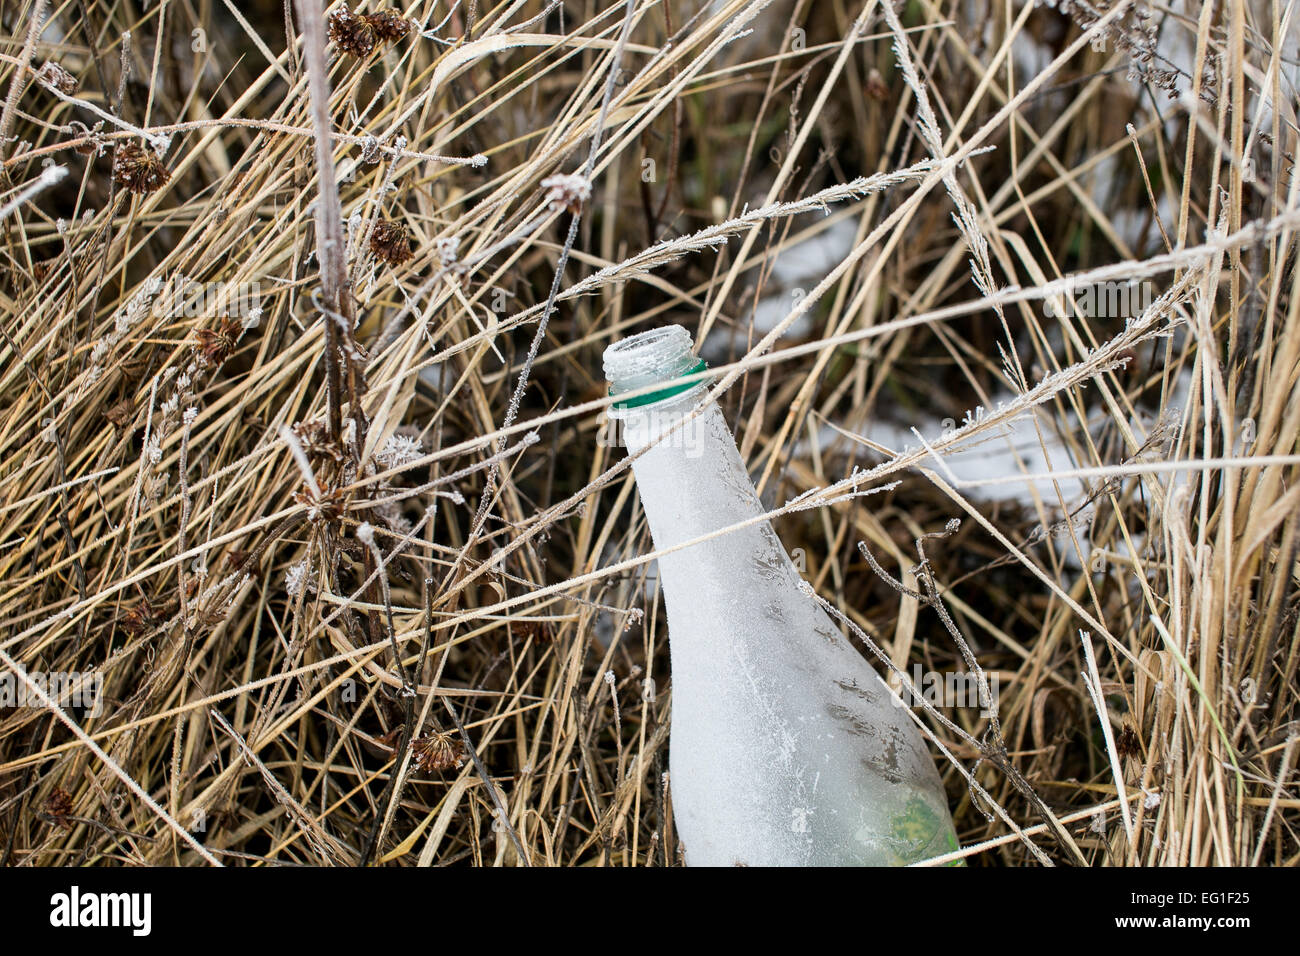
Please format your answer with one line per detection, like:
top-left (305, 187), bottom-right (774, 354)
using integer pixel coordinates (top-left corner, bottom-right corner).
top-left (369, 219), bottom-right (413, 266)
top-left (113, 141), bottom-right (170, 195)
top-left (1115, 722), bottom-right (1141, 759)
top-left (120, 597), bottom-right (157, 636)
top-left (46, 788), bottom-right (75, 829)
top-left (512, 619), bottom-right (554, 644)
top-left (294, 484), bottom-right (347, 523)
top-left (541, 172), bottom-right (592, 214)
top-left (291, 419), bottom-right (344, 462)
top-left (327, 7), bottom-right (376, 57)
top-left (363, 10), bottom-right (412, 41)
top-left (329, 7), bottom-right (411, 55)
top-left (193, 317), bottom-right (242, 368)
top-left (411, 732), bottom-right (466, 773)
top-left (70, 121), bottom-right (105, 156)
top-left (36, 61), bottom-right (78, 95)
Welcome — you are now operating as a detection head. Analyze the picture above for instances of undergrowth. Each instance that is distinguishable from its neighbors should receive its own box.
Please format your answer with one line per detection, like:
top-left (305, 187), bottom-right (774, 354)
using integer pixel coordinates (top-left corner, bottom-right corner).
top-left (0, 0), bottom-right (1297, 866)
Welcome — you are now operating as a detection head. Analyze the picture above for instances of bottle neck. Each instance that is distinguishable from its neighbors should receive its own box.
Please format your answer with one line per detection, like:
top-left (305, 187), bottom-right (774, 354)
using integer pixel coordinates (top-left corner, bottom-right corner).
top-left (618, 392), bottom-right (771, 554)
top-left (603, 325), bottom-right (699, 400)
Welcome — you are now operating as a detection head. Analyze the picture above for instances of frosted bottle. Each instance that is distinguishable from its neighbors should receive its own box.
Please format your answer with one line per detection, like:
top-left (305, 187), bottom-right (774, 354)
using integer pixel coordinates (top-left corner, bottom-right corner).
top-left (604, 326), bottom-right (957, 866)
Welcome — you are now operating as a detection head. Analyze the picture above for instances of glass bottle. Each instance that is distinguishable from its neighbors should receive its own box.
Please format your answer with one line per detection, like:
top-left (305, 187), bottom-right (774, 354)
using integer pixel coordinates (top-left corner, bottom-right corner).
top-left (604, 325), bottom-right (958, 866)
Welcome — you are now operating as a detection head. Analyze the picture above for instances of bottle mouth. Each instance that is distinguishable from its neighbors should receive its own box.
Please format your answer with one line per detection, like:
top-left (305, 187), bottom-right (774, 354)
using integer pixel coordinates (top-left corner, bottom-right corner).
top-left (603, 325), bottom-right (707, 409)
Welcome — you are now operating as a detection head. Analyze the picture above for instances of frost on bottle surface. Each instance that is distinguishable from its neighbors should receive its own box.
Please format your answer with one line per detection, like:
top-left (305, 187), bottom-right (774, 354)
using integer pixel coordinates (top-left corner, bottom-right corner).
top-left (604, 326), bottom-right (957, 866)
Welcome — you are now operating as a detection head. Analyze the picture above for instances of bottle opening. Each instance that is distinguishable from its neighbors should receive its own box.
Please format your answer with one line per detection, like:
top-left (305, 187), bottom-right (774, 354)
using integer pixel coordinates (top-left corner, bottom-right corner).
top-left (603, 325), bottom-right (707, 409)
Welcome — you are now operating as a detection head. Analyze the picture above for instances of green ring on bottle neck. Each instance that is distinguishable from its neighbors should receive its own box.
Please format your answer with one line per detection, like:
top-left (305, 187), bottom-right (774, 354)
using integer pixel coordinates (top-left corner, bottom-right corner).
top-left (609, 358), bottom-right (708, 409)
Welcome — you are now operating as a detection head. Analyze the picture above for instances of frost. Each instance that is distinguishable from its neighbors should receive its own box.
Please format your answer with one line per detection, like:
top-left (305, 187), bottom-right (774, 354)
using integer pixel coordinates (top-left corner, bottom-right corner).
top-left (376, 434), bottom-right (423, 469)
top-left (285, 560), bottom-right (310, 598)
top-left (540, 172), bottom-right (592, 213)
top-left (435, 236), bottom-right (460, 268)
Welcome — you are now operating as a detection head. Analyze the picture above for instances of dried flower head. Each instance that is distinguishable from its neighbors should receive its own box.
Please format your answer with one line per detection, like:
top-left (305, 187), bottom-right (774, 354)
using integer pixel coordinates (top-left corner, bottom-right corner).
top-left (69, 120), bottom-right (105, 156)
top-left (1115, 722), bottom-right (1141, 760)
top-left (294, 483), bottom-right (347, 523)
top-left (194, 317), bottom-right (242, 368)
top-left (541, 172), bottom-right (591, 214)
top-left (327, 7), bottom-right (376, 57)
top-left (291, 419), bottom-right (344, 463)
top-left (112, 141), bottom-right (169, 195)
top-left (46, 788), bottom-right (75, 829)
top-left (369, 219), bottom-right (412, 266)
top-left (411, 731), bottom-right (466, 774)
top-left (328, 7), bottom-right (411, 56)
top-left (120, 597), bottom-right (157, 637)
top-left (36, 61), bottom-right (78, 95)
top-left (512, 619), bottom-right (555, 644)
top-left (363, 10), bottom-right (412, 41)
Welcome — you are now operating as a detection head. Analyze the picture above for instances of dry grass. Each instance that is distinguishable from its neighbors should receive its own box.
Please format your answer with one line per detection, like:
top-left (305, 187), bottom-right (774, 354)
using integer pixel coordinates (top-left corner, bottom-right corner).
top-left (0, 0), bottom-right (1296, 866)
